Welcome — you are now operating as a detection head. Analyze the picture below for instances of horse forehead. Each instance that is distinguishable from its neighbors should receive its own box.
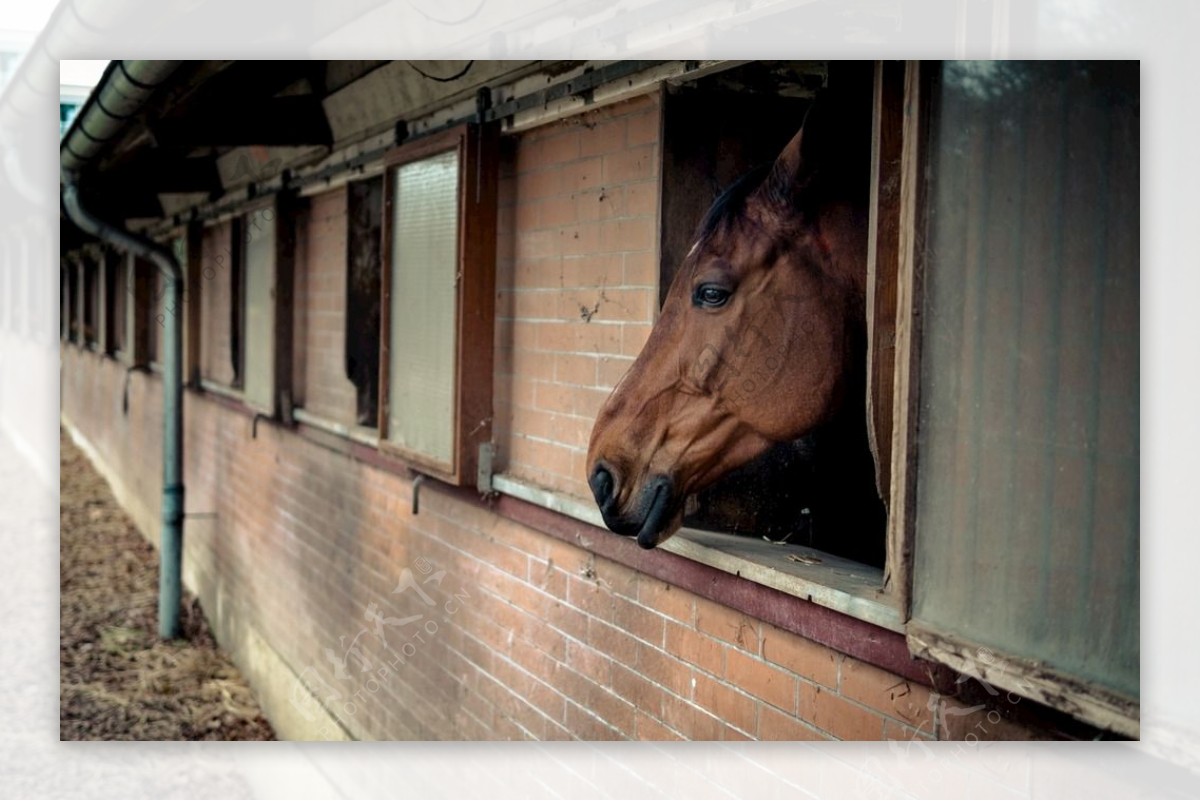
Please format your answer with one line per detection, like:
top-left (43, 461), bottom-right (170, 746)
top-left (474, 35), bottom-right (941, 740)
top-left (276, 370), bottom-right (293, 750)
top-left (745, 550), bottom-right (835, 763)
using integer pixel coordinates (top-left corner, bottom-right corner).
top-left (693, 223), bottom-right (785, 276)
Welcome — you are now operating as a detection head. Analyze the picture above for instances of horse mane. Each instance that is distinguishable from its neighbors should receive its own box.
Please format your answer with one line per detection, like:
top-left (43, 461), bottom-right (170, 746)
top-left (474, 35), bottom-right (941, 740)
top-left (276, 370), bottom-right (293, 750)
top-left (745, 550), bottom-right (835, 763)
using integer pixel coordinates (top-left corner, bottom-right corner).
top-left (693, 157), bottom-right (828, 247)
top-left (694, 163), bottom-right (775, 245)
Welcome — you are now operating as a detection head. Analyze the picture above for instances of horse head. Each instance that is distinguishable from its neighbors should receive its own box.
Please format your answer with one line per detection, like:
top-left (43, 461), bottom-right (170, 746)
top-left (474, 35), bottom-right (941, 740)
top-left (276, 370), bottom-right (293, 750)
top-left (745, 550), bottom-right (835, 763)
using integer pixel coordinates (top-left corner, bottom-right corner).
top-left (586, 101), bottom-right (870, 549)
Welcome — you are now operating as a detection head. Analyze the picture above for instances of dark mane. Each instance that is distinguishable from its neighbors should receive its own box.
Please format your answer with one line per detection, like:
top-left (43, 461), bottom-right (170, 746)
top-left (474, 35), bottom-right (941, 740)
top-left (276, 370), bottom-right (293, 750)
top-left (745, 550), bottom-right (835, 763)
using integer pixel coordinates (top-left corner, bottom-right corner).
top-left (694, 163), bottom-right (774, 245)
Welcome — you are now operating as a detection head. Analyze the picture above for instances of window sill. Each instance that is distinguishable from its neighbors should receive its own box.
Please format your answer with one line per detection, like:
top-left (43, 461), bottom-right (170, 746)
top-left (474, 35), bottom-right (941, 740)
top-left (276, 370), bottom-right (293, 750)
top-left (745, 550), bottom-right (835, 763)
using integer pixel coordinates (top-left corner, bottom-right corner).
top-left (491, 472), bottom-right (903, 633)
top-left (292, 407), bottom-right (379, 448)
top-left (197, 378), bottom-right (243, 400)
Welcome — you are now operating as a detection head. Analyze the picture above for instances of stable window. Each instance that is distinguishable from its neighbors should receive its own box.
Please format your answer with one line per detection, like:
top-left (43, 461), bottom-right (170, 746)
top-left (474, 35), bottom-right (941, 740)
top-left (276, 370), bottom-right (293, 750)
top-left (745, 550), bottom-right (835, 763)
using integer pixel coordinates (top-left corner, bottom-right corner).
top-left (128, 254), bottom-right (155, 367)
top-left (199, 222), bottom-right (240, 387)
top-left (240, 203), bottom-right (278, 413)
top-left (345, 175), bottom-right (384, 428)
top-left (82, 252), bottom-right (100, 348)
top-left (649, 61), bottom-right (903, 630)
top-left (628, 59), bottom-right (1139, 734)
top-left (146, 261), bottom-right (162, 366)
top-left (104, 249), bottom-right (126, 356)
top-left (64, 260), bottom-right (79, 343)
top-left (379, 124), bottom-right (498, 486)
top-left (198, 205), bottom-right (285, 412)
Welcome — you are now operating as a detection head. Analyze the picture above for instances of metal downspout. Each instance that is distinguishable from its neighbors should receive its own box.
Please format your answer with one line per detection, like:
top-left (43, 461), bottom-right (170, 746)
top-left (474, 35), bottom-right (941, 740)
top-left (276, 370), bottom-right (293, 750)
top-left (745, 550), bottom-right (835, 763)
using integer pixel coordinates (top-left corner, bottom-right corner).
top-left (61, 180), bottom-right (185, 639)
top-left (59, 60), bottom-right (185, 639)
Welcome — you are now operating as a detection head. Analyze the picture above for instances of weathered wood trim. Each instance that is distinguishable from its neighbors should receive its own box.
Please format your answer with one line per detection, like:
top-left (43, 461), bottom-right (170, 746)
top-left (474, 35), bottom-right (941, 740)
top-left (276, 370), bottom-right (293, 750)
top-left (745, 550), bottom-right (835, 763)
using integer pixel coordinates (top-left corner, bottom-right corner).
top-left (865, 60), bottom-right (904, 513)
top-left (884, 61), bottom-right (934, 615)
top-left (907, 623), bottom-right (1139, 738)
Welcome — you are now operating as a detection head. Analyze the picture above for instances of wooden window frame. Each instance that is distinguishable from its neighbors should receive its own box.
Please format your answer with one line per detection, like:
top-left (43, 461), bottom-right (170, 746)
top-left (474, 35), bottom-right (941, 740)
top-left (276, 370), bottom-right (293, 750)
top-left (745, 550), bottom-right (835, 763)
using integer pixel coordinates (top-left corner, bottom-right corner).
top-left (378, 123), bottom-right (498, 487)
top-left (873, 60), bottom-right (929, 621)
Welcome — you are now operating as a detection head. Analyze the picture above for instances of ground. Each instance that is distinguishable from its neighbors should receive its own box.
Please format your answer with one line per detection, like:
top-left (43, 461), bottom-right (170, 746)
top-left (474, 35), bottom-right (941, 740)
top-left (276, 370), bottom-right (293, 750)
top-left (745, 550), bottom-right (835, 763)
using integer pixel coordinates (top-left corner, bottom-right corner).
top-left (59, 428), bottom-right (274, 741)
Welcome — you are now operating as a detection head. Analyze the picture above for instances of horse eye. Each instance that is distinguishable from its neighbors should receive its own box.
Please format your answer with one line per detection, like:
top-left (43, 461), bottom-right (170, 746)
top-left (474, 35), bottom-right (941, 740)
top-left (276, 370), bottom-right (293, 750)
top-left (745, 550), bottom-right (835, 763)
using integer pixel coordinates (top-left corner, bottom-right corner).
top-left (694, 285), bottom-right (731, 309)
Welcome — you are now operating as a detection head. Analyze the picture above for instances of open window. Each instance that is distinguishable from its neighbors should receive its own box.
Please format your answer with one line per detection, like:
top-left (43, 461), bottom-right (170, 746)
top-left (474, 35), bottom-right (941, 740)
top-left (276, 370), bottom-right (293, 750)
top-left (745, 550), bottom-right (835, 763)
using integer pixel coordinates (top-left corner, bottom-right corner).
top-left (65, 258), bottom-right (80, 343)
top-left (103, 249), bottom-right (126, 357)
top-left (345, 175), bottom-right (384, 428)
top-left (199, 222), bottom-right (240, 388)
top-left (82, 251), bottom-right (100, 349)
top-left (379, 123), bottom-right (498, 486)
top-left (651, 61), bottom-right (902, 630)
top-left (641, 59), bottom-right (1139, 734)
top-left (198, 202), bottom-right (289, 414)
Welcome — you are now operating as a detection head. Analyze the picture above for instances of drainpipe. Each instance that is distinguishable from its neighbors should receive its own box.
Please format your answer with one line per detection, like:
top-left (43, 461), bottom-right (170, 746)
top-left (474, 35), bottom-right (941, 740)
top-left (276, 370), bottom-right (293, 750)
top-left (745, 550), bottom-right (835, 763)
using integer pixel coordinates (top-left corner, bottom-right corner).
top-left (59, 60), bottom-right (185, 639)
top-left (62, 178), bottom-right (185, 640)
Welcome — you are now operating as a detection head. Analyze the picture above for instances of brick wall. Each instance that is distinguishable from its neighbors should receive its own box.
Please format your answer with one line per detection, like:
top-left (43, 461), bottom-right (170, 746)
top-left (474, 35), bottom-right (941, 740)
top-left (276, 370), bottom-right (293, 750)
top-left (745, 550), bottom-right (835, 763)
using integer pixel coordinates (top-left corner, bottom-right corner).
top-left (61, 363), bottom-right (1040, 742)
top-left (494, 94), bottom-right (660, 501)
top-left (293, 187), bottom-right (358, 425)
top-left (59, 92), bottom-right (1046, 742)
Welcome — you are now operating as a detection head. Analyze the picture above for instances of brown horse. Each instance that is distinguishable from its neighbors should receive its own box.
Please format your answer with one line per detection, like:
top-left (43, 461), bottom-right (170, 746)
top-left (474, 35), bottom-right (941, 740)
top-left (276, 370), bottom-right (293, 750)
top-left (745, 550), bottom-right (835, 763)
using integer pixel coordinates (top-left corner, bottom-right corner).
top-left (586, 99), bottom-right (882, 554)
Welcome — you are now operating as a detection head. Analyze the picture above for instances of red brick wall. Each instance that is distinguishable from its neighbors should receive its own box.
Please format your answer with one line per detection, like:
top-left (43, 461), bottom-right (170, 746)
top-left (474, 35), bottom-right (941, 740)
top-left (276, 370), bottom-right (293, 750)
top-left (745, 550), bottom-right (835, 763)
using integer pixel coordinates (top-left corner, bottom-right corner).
top-left (292, 187), bottom-right (358, 425)
top-left (62, 358), bottom-right (1040, 742)
top-left (494, 94), bottom-right (659, 500)
top-left (60, 92), bottom-right (1045, 742)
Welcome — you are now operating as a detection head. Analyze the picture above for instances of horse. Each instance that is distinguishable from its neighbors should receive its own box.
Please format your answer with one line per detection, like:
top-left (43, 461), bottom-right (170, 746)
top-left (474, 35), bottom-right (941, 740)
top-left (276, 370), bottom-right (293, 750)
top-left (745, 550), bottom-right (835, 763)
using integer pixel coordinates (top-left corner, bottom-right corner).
top-left (585, 96), bottom-right (885, 562)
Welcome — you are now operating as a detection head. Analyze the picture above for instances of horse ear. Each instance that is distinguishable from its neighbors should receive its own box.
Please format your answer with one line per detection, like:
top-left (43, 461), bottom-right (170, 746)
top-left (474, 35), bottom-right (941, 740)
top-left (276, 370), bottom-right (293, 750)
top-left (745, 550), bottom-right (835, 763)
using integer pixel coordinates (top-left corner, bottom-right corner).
top-left (762, 101), bottom-right (830, 208)
top-left (762, 92), bottom-right (870, 211)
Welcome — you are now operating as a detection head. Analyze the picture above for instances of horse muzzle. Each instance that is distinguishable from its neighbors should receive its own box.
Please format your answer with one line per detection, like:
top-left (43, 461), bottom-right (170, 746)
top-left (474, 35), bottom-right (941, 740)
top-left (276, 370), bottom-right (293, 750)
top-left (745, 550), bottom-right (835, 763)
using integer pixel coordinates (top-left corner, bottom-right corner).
top-left (588, 466), bottom-right (678, 549)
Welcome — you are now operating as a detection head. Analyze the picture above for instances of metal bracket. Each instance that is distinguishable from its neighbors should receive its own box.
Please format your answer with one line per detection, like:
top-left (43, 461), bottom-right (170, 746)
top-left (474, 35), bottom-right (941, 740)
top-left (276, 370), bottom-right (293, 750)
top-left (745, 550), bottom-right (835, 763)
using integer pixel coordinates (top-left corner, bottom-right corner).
top-left (477, 442), bottom-right (496, 495)
top-left (412, 473), bottom-right (426, 515)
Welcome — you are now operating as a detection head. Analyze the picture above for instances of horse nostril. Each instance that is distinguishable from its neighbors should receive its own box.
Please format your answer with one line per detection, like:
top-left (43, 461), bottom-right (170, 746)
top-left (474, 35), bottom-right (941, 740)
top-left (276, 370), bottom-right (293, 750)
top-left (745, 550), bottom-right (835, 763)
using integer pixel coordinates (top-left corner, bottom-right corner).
top-left (589, 465), bottom-right (615, 508)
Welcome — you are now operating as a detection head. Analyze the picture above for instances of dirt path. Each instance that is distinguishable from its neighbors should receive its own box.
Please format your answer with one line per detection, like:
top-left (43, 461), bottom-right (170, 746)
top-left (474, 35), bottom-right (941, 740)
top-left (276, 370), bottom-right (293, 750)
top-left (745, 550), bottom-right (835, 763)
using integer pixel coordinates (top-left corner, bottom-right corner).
top-left (59, 428), bottom-right (274, 740)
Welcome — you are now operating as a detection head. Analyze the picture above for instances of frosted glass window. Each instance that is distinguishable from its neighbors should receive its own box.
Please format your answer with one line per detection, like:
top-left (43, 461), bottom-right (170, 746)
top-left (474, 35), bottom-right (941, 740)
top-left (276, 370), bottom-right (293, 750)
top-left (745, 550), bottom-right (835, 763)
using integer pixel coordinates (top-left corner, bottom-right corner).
top-left (243, 211), bottom-right (276, 412)
top-left (911, 62), bottom-right (1138, 706)
top-left (387, 149), bottom-right (460, 465)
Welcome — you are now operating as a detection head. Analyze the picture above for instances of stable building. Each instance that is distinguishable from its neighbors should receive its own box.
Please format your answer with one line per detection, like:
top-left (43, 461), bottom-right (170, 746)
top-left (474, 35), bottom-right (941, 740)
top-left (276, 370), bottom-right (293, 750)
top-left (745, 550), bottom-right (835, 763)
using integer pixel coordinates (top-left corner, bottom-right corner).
top-left (59, 59), bottom-right (1139, 740)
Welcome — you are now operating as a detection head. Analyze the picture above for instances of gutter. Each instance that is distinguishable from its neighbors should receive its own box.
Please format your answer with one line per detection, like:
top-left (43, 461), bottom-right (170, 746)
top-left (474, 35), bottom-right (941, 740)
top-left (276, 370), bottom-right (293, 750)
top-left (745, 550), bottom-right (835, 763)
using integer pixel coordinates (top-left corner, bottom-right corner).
top-left (60, 60), bottom-right (181, 173)
top-left (59, 60), bottom-right (186, 639)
